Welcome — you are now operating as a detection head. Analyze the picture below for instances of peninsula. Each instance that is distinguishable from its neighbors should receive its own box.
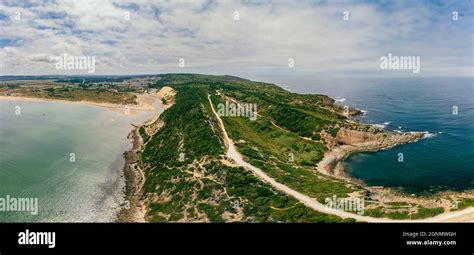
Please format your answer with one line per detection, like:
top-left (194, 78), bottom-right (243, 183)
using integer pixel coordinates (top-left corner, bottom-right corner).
top-left (1, 74), bottom-right (473, 222)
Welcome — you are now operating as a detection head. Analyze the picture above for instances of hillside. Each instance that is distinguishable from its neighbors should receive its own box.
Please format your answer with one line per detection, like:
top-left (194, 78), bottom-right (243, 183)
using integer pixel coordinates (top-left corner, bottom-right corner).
top-left (137, 75), bottom-right (355, 222)
top-left (126, 73), bottom-right (464, 222)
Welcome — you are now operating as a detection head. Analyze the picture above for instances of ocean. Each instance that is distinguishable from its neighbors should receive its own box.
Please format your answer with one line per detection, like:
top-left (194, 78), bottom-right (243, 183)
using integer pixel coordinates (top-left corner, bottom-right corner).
top-left (276, 76), bottom-right (474, 194)
top-left (0, 99), bottom-right (156, 222)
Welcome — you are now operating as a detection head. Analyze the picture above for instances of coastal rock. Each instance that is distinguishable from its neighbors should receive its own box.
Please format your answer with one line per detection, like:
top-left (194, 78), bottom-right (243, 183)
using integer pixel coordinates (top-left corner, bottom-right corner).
top-left (336, 128), bottom-right (378, 145)
top-left (317, 95), bottom-right (334, 106)
top-left (329, 128), bottom-right (425, 148)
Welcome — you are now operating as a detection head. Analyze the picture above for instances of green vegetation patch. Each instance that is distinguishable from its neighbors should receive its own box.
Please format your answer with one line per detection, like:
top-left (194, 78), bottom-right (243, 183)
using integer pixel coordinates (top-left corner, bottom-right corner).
top-left (140, 75), bottom-right (358, 222)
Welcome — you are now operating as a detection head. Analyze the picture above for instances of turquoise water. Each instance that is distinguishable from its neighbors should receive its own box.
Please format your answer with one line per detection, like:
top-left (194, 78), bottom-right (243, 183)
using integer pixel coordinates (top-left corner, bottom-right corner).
top-left (0, 99), bottom-right (158, 222)
top-left (277, 76), bottom-right (473, 193)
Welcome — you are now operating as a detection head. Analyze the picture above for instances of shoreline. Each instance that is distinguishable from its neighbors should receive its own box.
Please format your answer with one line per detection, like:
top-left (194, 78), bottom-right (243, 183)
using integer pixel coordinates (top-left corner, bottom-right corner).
top-left (317, 128), bottom-right (473, 195)
top-left (116, 86), bottom-right (175, 222)
top-left (315, 126), bottom-right (474, 219)
top-left (317, 103), bottom-right (470, 195)
top-left (116, 125), bottom-right (148, 222)
top-left (0, 92), bottom-right (162, 222)
top-left (316, 130), bottom-right (428, 181)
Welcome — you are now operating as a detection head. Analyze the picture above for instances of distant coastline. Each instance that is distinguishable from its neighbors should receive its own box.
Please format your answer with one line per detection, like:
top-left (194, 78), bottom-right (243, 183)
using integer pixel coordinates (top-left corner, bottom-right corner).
top-left (0, 93), bottom-right (157, 114)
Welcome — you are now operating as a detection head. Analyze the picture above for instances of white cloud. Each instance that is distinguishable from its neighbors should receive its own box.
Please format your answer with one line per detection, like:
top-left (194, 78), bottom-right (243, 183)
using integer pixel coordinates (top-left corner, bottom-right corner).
top-left (0, 0), bottom-right (472, 77)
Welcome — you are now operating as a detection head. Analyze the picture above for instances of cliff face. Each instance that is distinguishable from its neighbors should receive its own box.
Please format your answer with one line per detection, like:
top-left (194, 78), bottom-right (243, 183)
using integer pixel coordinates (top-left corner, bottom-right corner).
top-left (317, 128), bottom-right (426, 180)
top-left (322, 128), bottom-right (378, 149)
top-left (317, 95), bottom-right (334, 106)
top-left (323, 128), bottom-right (425, 150)
top-left (336, 128), bottom-right (378, 145)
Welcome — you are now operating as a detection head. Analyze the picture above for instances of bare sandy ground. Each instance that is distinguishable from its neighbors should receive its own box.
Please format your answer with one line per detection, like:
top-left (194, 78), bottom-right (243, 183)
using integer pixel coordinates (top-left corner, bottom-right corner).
top-left (156, 86), bottom-right (176, 101)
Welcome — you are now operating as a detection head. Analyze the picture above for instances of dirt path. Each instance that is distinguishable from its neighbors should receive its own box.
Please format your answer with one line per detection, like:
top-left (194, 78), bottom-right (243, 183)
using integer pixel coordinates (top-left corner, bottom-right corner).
top-left (207, 94), bottom-right (474, 222)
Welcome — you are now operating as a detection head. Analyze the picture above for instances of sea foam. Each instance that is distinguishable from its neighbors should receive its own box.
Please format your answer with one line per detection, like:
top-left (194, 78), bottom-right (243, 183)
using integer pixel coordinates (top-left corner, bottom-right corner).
top-left (371, 121), bottom-right (391, 129)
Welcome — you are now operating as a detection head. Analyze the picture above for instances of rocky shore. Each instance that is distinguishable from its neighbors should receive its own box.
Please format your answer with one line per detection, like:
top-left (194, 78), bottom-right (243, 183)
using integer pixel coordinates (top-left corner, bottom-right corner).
top-left (314, 126), bottom-right (474, 218)
top-left (116, 126), bottom-right (147, 222)
top-left (316, 127), bottom-right (427, 179)
top-left (116, 86), bottom-right (175, 223)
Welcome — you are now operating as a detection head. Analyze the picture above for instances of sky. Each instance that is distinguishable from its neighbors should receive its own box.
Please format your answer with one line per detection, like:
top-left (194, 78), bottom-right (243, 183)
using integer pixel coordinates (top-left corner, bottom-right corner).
top-left (0, 0), bottom-right (473, 79)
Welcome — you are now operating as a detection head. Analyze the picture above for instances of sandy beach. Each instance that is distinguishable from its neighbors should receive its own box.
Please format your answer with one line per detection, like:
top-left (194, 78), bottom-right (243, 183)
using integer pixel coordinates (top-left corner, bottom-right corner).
top-left (0, 93), bottom-right (158, 115)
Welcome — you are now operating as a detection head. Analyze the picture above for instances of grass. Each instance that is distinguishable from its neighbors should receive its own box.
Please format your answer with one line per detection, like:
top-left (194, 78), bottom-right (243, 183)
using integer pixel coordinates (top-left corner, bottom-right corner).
top-left (137, 75), bottom-right (362, 222)
top-left (140, 82), bottom-right (352, 222)
top-left (364, 206), bottom-right (445, 220)
top-left (410, 207), bottom-right (445, 219)
top-left (2, 84), bottom-right (137, 104)
top-left (451, 198), bottom-right (474, 211)
top-left (213, 96), bottom-right (358, 203)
